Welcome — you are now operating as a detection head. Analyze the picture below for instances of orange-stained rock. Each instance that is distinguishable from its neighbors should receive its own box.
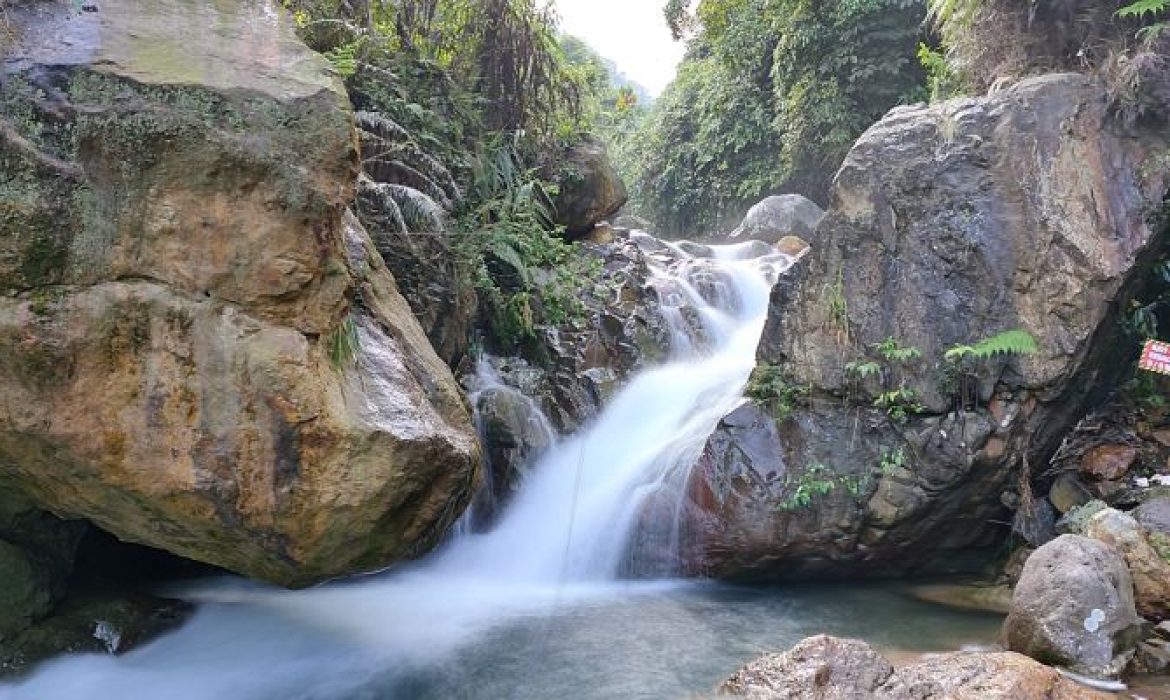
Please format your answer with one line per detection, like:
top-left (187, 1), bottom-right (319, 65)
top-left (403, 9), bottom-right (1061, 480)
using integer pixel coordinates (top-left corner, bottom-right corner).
top-left (0, 0), bottom-right (479, 587)
top-left (1080, 445), bottom-right (1138, 482)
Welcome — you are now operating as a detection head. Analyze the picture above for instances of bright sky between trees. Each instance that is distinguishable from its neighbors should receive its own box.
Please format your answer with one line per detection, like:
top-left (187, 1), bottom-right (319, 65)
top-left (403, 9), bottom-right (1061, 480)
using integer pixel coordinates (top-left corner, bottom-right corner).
top-left (555, 0), bottom-right (686, 96)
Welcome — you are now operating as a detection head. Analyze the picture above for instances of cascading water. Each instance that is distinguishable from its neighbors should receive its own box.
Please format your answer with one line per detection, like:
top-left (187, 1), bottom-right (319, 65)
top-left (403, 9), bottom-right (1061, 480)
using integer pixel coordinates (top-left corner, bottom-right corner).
top-left (5, 236), bottom-right (990, 700)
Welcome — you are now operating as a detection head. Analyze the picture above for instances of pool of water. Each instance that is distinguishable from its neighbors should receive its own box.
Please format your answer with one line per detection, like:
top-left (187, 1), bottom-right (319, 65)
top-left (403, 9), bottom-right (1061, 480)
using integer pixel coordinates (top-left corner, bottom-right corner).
top-left (4, 578), bottom-right (1004, 700)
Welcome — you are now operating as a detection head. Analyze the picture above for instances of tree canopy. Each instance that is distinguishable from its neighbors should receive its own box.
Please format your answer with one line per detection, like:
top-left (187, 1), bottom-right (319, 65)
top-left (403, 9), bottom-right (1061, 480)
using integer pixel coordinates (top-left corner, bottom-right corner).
top-left (617, 0), bottom-right (926, 236)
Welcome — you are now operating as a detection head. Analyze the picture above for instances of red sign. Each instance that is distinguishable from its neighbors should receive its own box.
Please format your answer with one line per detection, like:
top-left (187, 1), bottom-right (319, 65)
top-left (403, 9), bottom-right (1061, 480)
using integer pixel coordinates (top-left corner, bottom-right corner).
top-left (1140, 340), bottom-right (1170, 375)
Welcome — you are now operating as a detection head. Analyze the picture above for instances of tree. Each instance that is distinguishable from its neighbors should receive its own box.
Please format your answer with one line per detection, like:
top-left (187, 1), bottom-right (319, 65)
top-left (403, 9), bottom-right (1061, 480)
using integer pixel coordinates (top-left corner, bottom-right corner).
top-left (623, 0), bottom-right (926, 236)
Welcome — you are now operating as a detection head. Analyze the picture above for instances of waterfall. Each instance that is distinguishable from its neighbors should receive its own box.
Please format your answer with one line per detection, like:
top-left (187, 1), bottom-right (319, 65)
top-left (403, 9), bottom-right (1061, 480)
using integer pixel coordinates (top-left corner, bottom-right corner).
top-left (4, 234), bottom-right (798, 700)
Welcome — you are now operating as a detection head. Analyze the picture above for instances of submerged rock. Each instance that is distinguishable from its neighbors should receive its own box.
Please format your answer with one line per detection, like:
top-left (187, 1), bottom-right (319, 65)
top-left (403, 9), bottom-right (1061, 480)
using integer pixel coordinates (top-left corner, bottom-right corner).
top-left (908, 583), bottom-right (1013, 615)
top-left (680, 73), bottom-right (1170, 580)
top-left (0, 0), bottom-right (479, 587)
top-left (1004, 535), bottom-right (1143, 678)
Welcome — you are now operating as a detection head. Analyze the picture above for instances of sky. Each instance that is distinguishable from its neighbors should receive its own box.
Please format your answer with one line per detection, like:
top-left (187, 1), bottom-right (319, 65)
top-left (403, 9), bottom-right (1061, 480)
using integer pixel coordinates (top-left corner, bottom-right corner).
top-left (555, 0), bottom-right (686, 96)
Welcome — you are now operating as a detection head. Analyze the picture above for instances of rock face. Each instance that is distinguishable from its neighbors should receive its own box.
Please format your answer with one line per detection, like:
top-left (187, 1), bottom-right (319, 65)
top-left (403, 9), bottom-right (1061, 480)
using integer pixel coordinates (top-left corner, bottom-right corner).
top-left (0, 490), bottom-right (84, 642)
top-left (478, 236), bottom-right (673, 434)
top-left (1004, 535), bottom-right (1143, 677)
top-left (720, 635), bottom-right (898, 699)
top-left (0, 0), bottom-right (479, 587)
top-left (719, 635), bottom-right (1112, 699)
top-left (677, 74), bottom-right (1169, 579)
top-left (468, 384), bottom-right (554, 526)
top-left (725, 195), bottom-right (825, 245)
top-left (1084, 508), bottom-right (1170, 621)
top-left (552, 141), bottom-right (629, 235)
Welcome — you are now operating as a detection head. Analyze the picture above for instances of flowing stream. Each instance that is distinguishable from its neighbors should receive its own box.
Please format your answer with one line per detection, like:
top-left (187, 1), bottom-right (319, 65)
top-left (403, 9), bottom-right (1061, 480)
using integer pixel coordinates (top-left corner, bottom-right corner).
top-left (2, 236), bottom-right (1003, 700)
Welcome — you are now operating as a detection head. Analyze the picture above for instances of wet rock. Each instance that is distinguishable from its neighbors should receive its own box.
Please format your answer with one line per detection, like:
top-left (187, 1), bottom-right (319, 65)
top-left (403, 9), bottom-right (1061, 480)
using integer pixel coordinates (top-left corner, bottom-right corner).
top-left (719, 635), bottom-right (898, 698)
top-left (1134, 496), bottom-right (1170, 537)
top-left (0, 489), bottom-right (85, 641)
top-left (472, 385), bottom-right (554, 525)
top-left (1084, 508), bottom-right (1170, 621)
top-left (613, 214), bottom-right (653, 232)
top-left (1055, 500), bottom-right (1109, 535)
top-left (1132, 638), bottom-right (1170, 674)
top-left (358, 177), bottom-right (476, 369)
top-left (774, 236), bottom-right (810, 257)
top-left (1050, 473), bottom-right (1094, 514)
top-left (909, 583), bottom-right (1013, 615)
top-left (892, 650), bottom-right (1114, 699)
top-left (552, 141), bottom-right (629, 235)
top-left (679, 401), bottom-right (1008, 579)
top-left (718, 635), bottom-right (1112, 699)
top-left (0, 0), bottom-right (480, 587)
top-left (724, 195), bottom-right (825, 245)
top-left (1080, 445), bottom-right (1138, 482)
top-left (716, 73), bottom-right (1169, 581)
top-left (0, 586), bottom-right (193, 676)
top-left (1004, 535), bottom-right (1143, 677)
top-left (580, 224), bottom-right (617, 245)
top-left (480, 238), bottom-right (673, 433)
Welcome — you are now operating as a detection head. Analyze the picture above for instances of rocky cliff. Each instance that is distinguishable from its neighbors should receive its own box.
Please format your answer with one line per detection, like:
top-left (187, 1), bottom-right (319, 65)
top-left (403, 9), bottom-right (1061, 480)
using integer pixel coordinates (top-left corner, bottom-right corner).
top-left (678, 73), bottom-right (1170, 579)
top-left (0, 0), bottom-right (479, 588)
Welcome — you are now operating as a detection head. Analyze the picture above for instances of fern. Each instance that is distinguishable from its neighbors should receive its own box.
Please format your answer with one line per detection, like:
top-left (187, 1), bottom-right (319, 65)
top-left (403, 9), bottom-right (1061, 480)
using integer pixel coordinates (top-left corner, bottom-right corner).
top-left (845, 360), bottom-right (882, 380)
top-left (1118, 0), bottom-right (1170, 19)
top-left (945, 329), bottom-right (1039, 362)
top-left (384, 183), bottom-right (446, 233)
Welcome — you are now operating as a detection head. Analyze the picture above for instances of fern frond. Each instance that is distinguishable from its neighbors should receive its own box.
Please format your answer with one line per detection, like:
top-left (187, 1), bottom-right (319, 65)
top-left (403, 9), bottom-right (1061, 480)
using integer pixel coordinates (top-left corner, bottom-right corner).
top-left (384, 184), bottom-right (446, 233)
top-left (1118, 0), bottom-right (1170, 19)
top-left (945, 329), bottom-right (1038, 361)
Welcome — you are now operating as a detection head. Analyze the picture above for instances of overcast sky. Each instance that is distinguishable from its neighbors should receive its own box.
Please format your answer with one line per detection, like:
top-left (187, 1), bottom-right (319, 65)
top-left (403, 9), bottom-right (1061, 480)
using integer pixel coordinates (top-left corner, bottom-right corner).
top-left (555, 0), bottom-right (685, 96)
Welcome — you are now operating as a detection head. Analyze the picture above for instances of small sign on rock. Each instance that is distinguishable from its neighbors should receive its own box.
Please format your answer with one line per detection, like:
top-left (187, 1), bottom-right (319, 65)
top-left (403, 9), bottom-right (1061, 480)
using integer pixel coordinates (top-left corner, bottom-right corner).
top-left (1139, 340), bottom-right (1170, 375)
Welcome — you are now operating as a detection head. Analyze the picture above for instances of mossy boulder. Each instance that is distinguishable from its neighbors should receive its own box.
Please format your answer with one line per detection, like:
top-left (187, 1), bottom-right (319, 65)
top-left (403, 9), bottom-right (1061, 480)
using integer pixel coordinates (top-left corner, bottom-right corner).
top-left (0, 0), bottom-right (480, 587)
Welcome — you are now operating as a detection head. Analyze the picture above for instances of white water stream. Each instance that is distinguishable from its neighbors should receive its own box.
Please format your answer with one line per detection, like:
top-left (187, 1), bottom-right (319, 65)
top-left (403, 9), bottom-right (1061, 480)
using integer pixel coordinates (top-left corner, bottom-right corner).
top-left (4, 237), bottom-right (804, 699)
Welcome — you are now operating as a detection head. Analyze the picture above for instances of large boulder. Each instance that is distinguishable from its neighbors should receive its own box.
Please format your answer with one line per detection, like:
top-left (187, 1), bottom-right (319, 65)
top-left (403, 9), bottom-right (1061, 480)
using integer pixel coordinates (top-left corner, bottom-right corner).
top-left (0, 0), bottom-right (479, 587)
top-left (552, 141), bottom-right (628, 235)
top-left (718, 635), bottom-right (1113, 699)
top-left (1084, 507), bottom-right (1170, 621)
top-left (1004, 535), bottom-right (1143, 677)
top-left (674, 74), bottom-right (1170, 579)
top-left (725, 195), bottom-right (825, 245)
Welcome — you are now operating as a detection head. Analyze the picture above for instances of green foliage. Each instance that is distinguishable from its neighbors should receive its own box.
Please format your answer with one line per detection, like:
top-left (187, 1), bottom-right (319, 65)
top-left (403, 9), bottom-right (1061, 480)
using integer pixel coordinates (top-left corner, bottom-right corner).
top-left (845, 337), bottom-right (923, 422)
top-left (778, 462), bottom-right (868, 511)
top-left (826, 268), bottom-right (850, 343)
top-left (879, 446), bottom-right (909, 473)
top-left (927, 0), bottom-right (1159, 91)
top-left (944, 329), bottom-right (1039, 362)
top-left (845, 360), bottom-right (882, 380)
top-left (454, 137), bottom-right (601, 350)
top-left (917, 42), bottom-right (961, 102)
top-left (328, 314), bottom-right (361, 370)
top-left (943, 329), bottom-right (1038, 411)
top-left (623, 0), bottom-right (925, 235)
top-left (1118, 0), bottom-right (1170, 19)
top-left (286, 0), bottom-right (591, 146)
top-left (874, 387), bottom-right (922, 421)
top-left (746, 363), bottom-right (809, 421)
top-left (873, 337), bottom-right (922, 363)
